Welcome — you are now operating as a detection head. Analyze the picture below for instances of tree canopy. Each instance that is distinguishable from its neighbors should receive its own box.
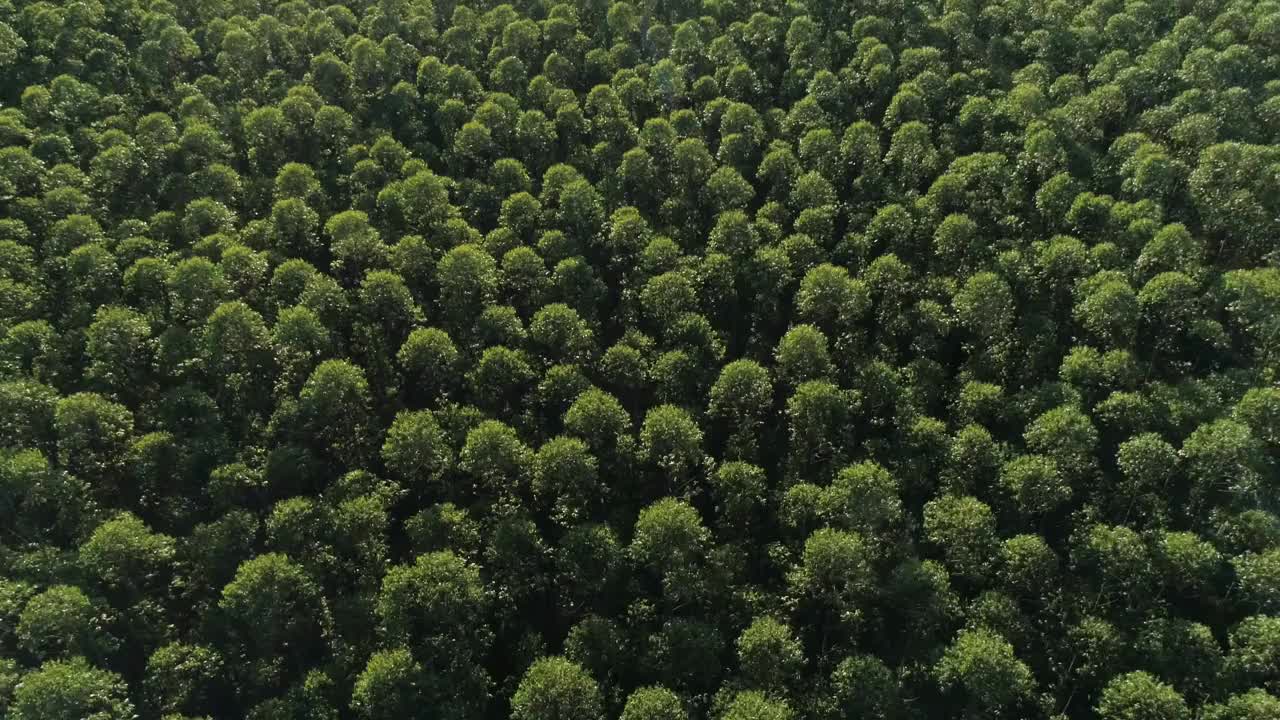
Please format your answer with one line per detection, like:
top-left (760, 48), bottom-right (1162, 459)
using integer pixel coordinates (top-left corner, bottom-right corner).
top-left (0, 0), bottom-right (1278, 718)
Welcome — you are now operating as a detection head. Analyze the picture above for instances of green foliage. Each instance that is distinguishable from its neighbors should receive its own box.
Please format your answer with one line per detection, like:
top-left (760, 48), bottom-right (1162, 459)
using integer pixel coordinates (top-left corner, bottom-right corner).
top-left (631, 497), bottom-right (710, 596)
top-left (0, 0), bottom-right (1276, 716)
top-left (640, 404), bottom-right (705, 485)
top-left (376, 550), bottom-right (487, 653)
top-left (79, 511), bottom-right (175, 596)
top-left (825, 654), bottom-right (899, 720)
top-left (381, 410), bottom-right (451, 487)
top-left (936, 628), bottom-right (1035, 716)
top-left (218, 552), bottom-right (326, 695)
top-left (9, 657), bottom-right (133, 720)
top-left (350, 648), bottom-right (426, 720)
top-left (144, 642), bottom-right (224, 717)
top-left (511, 657), bottom-right (603, 720)
top-left (1097, 671), bottom-right (1189, 720)
top-left (736, 616), bottom-right (804, 692)
top-left (17, 584), bottom-right (111, 661)
top-left (621, 686), bottom-right (687, 720)
top-left (720, 690), bottom-right (793, 720)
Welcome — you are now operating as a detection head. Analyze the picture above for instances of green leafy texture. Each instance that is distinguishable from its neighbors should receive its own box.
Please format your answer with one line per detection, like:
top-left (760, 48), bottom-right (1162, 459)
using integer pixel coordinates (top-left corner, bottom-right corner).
top-left (510, 656), bottom-right (603, 720)
top-left (0, 1), bottom-right (1276, 717)
top-left (935, 628), bottom-right (1035, 717)
top-left (1096, 671), bottom-right (1189, 720)
top-left (9, 657), bottom-right (133, 720)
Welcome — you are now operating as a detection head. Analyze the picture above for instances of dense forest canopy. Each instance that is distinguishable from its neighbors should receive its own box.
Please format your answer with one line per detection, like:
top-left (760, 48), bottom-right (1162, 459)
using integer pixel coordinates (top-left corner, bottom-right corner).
top-left (0, 0), bottom-right (1278, 718)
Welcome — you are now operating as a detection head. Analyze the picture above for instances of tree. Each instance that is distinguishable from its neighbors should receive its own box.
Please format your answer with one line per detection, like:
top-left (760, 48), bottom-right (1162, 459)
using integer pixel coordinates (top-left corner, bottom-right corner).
top-left (79, 511), bottom-right (175, 601)
top-left (1222, 269), bottom-right (1280, 371)
top-left (202, 301), bottom-right (274, 417)
top-left (708, 360), bottom-right (772, 459)
top-left (1024, 405), bottom-right (1098, 484)
top-left (382, 410), bottom-right (452, 489)
top-left (328, 211), bottom-right (389, 286)
top-left (1000, 454), bottom-right (1070, 516)
top-left (1096, 671), bottom-right (1189, 720)
top-left (720, 690), bottom-right (793, 720)
top-left (823, 461), bottom-right (905, 546)
top-left (1200, 690), bottom-right (1280, 720)
top-left (736, 616), bottom-right (803, 693)
top-left (703, 165), bottom-right (755, 213)
top-left (398, 327), bottom-right (459, 403)
top-left (995, 535), bottom-right (1057, 601)
top-left (0, 447), bottom-right (91, 546)
top-left (923, 495), bottom-right (999, 584)
top-left (1074, 272), bottom-right (1139, 349)
top-left (641, 272), bottom-right (698, 329)
top-left (953, 272), bottom-right (1015, 365)
top-left (272, 305), bottom-right (331, 394)
top-left (785, 380), bottom-right (854, 478)
top-left (1188, 144), bottom-right (1279, 264)
top-left (794, 264), bottom-right (870, 335)
top-left (620, 686), bottom-right (687, 720)
top-left (1227, 615), bottom-right (1280, 695)
top-left (9, 657), bottom-right (134, 720)
top-left (826, 654), bottom-right (900, 720)
top-left (1182, 419), bottom-right (1268, 512)
top-left (437, 244), bottom-right (498, 330)
top-left (1083, 523), bottom-right (1157, 607)
top-left (885, 121), bottom-right (940, 193)
top-left (1064, 614), bottom-right (1126, 691)
top-left (458, 419), bottom-right (532, 499)
top-left (529, 303), bottom-right (595, 365)
top-left (709, 461), bottom-right (767, 536)
top-left (1234, 549), bottom-right (1280, 613)
top-left (631, 498), bottom-right (710, 602)
top-left (564, 387), bottom-right (632, 455)
top-left (1152, 531), bottom-right (1220, 598)
top-left (467, 345), bottom-right (536, 412)
top-left (639, 405), bottom-right (704, 490)
top-left (54, 392), bottom-right (133, 489)
top-left (532, 436), bottom-right (601, 526)
top-left (0, 379), bottom-right (57, 452)
top-left (935, 628), bottom-right (1035, 717)
top-left (788, 528), bottom-right (873, 630)
top-left (17, 584), bottom-right (111, 661)
top-left (85, 306), bottom-right (154, 401)
top-left (168, 258), bottom-right (230, 327)
top-left (774, 324), bottom-right (832, 386)
top-left (351, 648), bottom-right (427, 720)
top-left (555, 525), bottom-right (625, 618)
top-left (218, 553), bottom-right (327, 696)
top-left (511, 657), bottom-right (603, 720)
top-left (144, 642), bottom-right (224, 717)
top-left (297, 359), bottom-right (372, 467)
top-left (1232, 387), bottom-right (1280, 454)
top-left (377, 550), bottom-right (488, 658)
